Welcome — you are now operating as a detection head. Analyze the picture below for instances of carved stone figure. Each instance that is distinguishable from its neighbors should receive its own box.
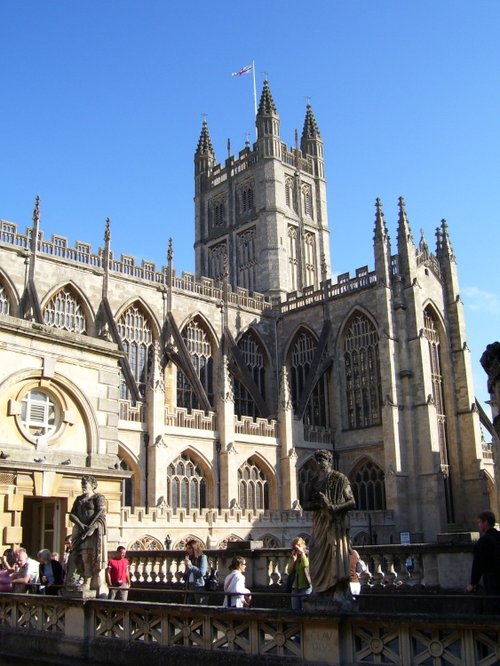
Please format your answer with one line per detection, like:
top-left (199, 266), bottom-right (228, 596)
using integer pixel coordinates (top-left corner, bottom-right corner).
top-left (67, 475), bottom-right (107, 594)
top-left (301, 449), bottom-right (356, 608)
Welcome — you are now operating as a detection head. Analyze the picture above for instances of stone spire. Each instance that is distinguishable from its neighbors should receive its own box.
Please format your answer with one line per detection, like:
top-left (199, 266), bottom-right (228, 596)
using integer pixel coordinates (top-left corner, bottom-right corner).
top-left (439, 218), bottom-right (455, 262)
top-left (397, 196), bottom-right (417, 280)
top-left (257, 79), bottom-right (278, 116)
top-left (195, 118), bottom-right (216, 175)
top-left (300, 103), bottom-right (324, 175)
top-left (373, 198), bottom-right (391, 284)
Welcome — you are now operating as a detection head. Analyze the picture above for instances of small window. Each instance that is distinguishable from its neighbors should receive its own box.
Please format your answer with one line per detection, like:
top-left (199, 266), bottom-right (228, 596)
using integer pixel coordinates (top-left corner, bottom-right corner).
top-left (20, 389), bottom-right (60, 440)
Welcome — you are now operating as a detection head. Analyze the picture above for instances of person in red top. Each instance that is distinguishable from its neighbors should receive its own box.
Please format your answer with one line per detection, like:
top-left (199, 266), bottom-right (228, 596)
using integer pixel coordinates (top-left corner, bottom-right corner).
top-left (106, 546), bottom-right (131, 600)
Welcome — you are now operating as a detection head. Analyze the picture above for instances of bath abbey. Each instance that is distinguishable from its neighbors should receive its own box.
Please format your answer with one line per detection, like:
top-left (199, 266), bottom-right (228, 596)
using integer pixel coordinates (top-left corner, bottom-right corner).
top-left (0, 80), bottom-right (496, 556)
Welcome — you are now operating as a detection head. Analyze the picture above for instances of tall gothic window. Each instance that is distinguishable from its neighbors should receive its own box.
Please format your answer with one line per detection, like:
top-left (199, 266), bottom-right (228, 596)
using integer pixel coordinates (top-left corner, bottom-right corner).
top-left (177, 317), bottom-right (214, 411)
top-left (304, 231), bottom-right (316, 288)
top-left (423, 306), bottom-right (454, 522)
top-left (234, 330), bottom-right (266, 419)
top-left (289, 329), bottom-right (329, 427)
top-left (117, 304), bottom-right (153, 399)
top-left (237, 229), bottom-right (256, 292)
top-left (351, 460), bottom-right (386, 510)
top-left (288, 225), bottom-right (299, 291)
top-left (302, 184), bottom-right (313, 218)
top-left (43, 287), bottom-right (87, 333)
top-left (0, 283), bottom-right (10, 314)
top-left (238, 458), bottom-right (269, 511)
top-left (240, 186), bottom-right (254, 213)
top-left (285, 176), bottom-right (294, 210)
top-left (298, 457), bottom-right (317, 506)
top-left (167, 453), bottom-right (207, 510)
top-left (344, 313), bottom-right (381, 429)
top-left (208, 242), bottom-right (227, 281)
top-left (209, 198), bottom-right (225, 229)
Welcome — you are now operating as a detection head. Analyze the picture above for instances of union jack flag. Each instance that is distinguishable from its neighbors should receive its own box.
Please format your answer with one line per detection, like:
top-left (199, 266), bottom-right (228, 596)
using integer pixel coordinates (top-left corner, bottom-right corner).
top-left (232, 64), bottom-right (253, 77)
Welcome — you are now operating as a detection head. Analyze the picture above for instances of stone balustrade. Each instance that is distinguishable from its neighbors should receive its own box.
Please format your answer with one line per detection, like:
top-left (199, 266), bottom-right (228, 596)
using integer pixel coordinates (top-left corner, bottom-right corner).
top-left (0, 592), bottom-right (499, 665)
top-left (125, 540), bottom-right (476, 593)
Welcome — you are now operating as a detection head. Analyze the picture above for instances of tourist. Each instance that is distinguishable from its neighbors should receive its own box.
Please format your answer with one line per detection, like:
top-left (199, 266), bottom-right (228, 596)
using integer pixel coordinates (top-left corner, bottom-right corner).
top-left (38, 548), bottom-right (64, 595)
top-left (183, 539), bottom-right (208, 604)
top-left (11, 548), bottom-right (39, 592)
top-left (349, 549), bottom-right (367, 596)
top-left (466, 510), bottom-right (500, 595)
top-left (223, 556), bottom-right (251, 608)
top-left (106, 546), bottom-right (131, 600)
top-left (0, 548), bottom-right (15, 592)
top-left (286, 536), bottom-right (312, 610)
top-left (164, 534), bottom-right (172, 550)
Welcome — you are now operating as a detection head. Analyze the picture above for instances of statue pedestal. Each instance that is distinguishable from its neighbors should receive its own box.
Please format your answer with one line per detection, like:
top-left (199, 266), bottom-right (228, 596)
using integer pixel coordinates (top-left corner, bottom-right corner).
top-left (61, 585), bottom-right (97, 600)
top-left (303, 590), bottom-right (357, 613)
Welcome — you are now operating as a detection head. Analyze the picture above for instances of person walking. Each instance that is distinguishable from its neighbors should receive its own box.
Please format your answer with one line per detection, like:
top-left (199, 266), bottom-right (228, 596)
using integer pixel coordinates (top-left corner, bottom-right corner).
top-left (223, 556), bottom-right (251, 608)
top-left (286, 536), bottom-right (312, 610)
top-left (466, 510), bottom-right (500, 595)
top-left (38, 549), bottom-right (64, 595)
top-left (106, 546), bottom-right (131, 600)
top-left (183, 539), bottom-right (208, 604)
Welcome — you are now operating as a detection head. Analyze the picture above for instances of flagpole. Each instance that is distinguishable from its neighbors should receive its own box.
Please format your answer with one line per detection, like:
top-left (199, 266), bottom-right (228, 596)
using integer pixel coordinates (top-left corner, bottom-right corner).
top-left (252, 60), bottom-right (257, 139)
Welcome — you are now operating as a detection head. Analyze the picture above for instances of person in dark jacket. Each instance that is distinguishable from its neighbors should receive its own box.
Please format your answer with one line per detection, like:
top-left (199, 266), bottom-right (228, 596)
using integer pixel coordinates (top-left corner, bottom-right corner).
top-left (466, 511), bottom-right (500, 595)
top-left (38, 548), bottom-right (64, 595)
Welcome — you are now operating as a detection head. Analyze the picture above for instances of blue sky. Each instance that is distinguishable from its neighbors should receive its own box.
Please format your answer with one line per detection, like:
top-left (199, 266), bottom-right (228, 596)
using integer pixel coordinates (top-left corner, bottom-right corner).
top-left (1, 1), bottom-right (499, 409)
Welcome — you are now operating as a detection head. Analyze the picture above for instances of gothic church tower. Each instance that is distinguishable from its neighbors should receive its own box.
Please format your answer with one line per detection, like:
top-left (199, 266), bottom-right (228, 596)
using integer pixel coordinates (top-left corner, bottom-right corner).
top-left (194, 80), bottom-right (331, 302)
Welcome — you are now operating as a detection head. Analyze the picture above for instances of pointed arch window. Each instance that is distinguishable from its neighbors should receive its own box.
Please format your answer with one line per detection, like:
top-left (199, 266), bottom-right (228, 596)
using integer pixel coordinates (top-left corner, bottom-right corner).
top-left (117, 304), bottom-right (153, 399)
top-left (344, 314), bottom-right (381, 429)
top-left (240, 186), bottom-right (254, 213)
top-left (208, 242), bottom-right (228, 282)
top-left (423, 306), bottom-right (454, 521)
top-left (177, 318), bottom-right (214, 411)
top-left (289, 330), bottom-right (329, 427)
top-left (351, 460), bottom-right (386, 510)
top-left (298, 457), bottom-right (317, 506)
top-left (234, 330), bottom-right (266, 419)
top-left (238, 459), bottom-right (269, 511)
top-left (302, 183), bottom-right (313, 218)
top-left (167, 453), bottom-right (208, 510)
top-left (0, 283), bottom-right (10, 315)
top-left (288, 225), bottom-right (299, 291)
top-left (285, 176), bottom-right (294, 210)
top-left (43, 287), bottom-right (87, 333)
top-left (237, 229), bottom-right (256, 292)
top-left (304, 231), bottom-right (317, 288)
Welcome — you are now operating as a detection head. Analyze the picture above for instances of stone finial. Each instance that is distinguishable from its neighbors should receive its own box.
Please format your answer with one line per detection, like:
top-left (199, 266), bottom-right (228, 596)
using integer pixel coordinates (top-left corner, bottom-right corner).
top-left (257, 79), bottom-right (278, 115)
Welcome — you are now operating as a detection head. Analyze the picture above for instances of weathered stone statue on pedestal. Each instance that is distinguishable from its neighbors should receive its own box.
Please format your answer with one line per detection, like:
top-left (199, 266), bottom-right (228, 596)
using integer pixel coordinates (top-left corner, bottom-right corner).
top-left (301, 449), bottom-right (356, 611)
top-left (65, 474), bottom-right (107, 598)
top-left (481, 342), bottom-right (500, 438)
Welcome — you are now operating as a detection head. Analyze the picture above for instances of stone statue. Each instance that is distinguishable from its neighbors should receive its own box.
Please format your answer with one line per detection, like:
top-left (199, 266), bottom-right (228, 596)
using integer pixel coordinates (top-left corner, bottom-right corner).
top-left (67, 475), bottom-right (107, 594)
top-left (480, 342), bottom-right (500, 437)
top-left (302, 449), bottom-right (356, 609)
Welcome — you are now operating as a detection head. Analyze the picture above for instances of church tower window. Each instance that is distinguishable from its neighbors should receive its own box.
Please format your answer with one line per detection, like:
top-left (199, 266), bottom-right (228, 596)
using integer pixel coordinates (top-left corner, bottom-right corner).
top-left (234, 329), bottom-right (266, 419)
top-left (285, 176), bottom-right (294, 210)
top-left (177, 317), bottom-right (214, 411)
top-left (343, 313), bottom-right (381, 429)
top-left (351, 460), bottom-right (386, 510)
top-left (238, 458), bottom-right (269, 511)
top-left (167, 452), bottom-right (208, 510)
top-left (208, 241), bottom-right (228, 281)
top-left (43, 286), bottom-right (87, 333)
top-left (117, 304), bottom-right (153, 399)
top-left (302, 183), bottom-right (313, 218)
top-left (288, 225), bottom-right (299, 291)
top-left (304, 231), bottom-right (317, 288)
top-left (237, 229), bottom-right (256, 292)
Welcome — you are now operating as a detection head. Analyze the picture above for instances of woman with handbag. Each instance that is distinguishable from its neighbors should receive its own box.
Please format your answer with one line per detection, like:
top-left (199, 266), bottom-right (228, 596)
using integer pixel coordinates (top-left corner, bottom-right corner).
top-left (286, 536), bottom-right (312, 610)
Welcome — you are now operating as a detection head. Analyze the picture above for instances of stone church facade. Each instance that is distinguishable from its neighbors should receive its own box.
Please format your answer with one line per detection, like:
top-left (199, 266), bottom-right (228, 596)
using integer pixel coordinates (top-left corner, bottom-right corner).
top-left (0, 81), bottom-right (495, 556)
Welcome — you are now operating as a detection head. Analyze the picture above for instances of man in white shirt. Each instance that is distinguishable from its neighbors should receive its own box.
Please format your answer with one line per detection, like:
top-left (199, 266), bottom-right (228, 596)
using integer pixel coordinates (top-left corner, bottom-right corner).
top-left (11, 548), bottom-right (39, 592)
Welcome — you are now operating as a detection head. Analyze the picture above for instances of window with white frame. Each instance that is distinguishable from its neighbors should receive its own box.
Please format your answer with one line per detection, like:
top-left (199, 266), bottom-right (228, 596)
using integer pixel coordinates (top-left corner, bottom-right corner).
top-left (20, 389), bottom-right (59, 439)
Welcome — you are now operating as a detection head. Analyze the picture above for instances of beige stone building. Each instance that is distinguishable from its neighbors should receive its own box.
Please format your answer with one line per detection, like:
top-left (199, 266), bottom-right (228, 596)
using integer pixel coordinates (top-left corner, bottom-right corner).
top-left (0, 81), bottom-right (495, 556)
